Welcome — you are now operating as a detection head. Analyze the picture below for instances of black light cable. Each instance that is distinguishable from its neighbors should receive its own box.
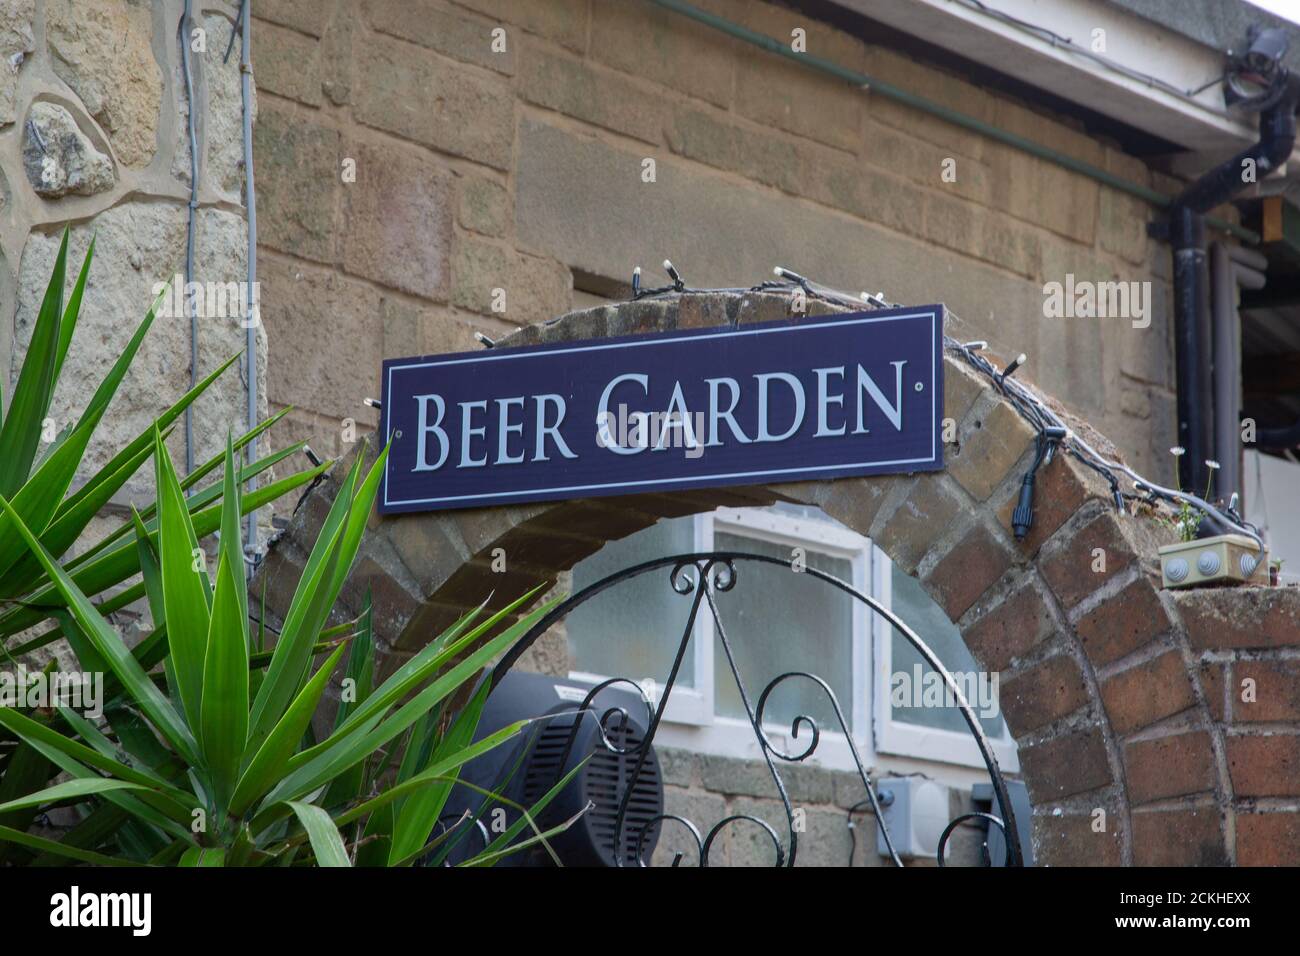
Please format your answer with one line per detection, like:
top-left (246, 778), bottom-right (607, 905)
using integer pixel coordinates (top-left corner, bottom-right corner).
top-left (566, 258), bottom-right (1262, 555)
top-left (1012, 427), bottom-right (1067, 540)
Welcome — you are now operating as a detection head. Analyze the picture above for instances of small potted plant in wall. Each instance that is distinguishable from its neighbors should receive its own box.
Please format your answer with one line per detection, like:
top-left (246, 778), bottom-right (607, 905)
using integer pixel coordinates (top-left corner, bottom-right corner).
top-left (1157, 449), bottom-right (1269, 589)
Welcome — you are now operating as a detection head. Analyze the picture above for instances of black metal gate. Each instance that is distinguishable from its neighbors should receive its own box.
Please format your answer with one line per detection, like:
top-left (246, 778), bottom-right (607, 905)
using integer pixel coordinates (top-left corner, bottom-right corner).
top-left (487, 552), bottom-right (1023, 867)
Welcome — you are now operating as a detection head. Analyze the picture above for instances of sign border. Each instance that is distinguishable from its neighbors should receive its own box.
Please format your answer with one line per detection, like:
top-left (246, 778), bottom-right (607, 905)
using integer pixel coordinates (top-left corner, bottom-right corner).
top-left (379, 305), bottom-right (944, 513)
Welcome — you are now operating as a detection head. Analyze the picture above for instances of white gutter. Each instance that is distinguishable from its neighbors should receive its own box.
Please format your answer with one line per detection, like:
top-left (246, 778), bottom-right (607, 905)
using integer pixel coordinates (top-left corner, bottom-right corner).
top-left (834, 0), bottom-right (1300, 163)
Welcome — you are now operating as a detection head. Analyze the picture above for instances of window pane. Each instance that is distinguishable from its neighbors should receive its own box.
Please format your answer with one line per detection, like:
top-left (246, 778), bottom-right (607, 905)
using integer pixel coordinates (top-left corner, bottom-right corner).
top-left (887, 564), bottom-right (1008, 739)
top-left (711, 531), bottom-right (855, 734)
top-left (567, 516), bottom-right (698, 687)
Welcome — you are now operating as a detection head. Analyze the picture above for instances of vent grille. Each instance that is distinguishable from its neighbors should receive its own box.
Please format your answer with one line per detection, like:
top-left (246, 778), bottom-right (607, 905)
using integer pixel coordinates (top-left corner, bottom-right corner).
top-left (521, 720), bottom-right (574, 803)
top-left (520, 716), bottom-right (662, 865)
top-left (585, 722), bottom-right (662, 866)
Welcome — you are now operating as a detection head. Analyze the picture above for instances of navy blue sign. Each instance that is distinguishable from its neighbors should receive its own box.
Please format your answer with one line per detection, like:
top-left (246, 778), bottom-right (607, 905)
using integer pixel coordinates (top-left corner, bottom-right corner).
top-left (379, 305), bottom-right (945, 513)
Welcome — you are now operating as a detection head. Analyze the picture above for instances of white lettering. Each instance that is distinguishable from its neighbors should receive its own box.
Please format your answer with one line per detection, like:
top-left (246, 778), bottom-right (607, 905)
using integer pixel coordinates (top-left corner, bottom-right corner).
top-left (534, 394), bottom-right (577, 461)
top-left (755, 372), bottom-right (805, 442)
top-left (412, 394), bottom-right (449, 472)
top-left (854, 361), bottom-right (906, 433)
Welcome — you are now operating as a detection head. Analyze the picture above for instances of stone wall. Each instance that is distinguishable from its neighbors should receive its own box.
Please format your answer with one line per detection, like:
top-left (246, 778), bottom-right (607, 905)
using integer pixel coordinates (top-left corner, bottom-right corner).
top-left (1, 0), bottom-right (264, 502)
top-left (252, 0), bottom-right (1186, 482)
top-left (651, 748), bottom-right (990, 866)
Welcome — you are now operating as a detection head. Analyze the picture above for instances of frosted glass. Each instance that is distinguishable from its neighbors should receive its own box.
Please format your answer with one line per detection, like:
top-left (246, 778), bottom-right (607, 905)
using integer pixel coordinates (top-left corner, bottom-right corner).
top-left (888, 564), bottom-right (1008, 739)
top-left (567, 516), bottom-right (698, 686)
top-left (710, 531), bottom-right (855, 734)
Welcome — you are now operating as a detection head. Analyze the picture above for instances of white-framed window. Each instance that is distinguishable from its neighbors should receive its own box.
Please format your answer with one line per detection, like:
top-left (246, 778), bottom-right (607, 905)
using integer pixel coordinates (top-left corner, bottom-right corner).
top-left (871, 553), bottom-right (1016, 769)
top-left (565, 503), bottom-right (1018, 776)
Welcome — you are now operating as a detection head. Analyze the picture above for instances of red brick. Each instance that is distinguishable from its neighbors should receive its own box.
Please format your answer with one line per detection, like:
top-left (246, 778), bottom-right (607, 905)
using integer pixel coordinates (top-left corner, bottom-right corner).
top-left (1225, 734), bottom-right (1300, 797)
top-left (675, 292), bottom-right (731, 330)
top-left (476, 528), bottom-right (603, 574)
top-left (1033, 813), bottom-right (1122, 866)
top-left (397, 601), bottom-right (481, 653)
top-left (337, 554), bottom-right (423, 638)
top-left (1198, 661), bottom-right (1227, 722)
top-left (1175, 587), bottom-right (1300, 651)
top-left (523, 500), bottom-right (658, 540)
top-left (997, 453), bottom-right (1101, 557)
top-left (821, 477), bottom-right (894, 538)
top-left (874, 476), bottom-right (963, 574)
top-left (1039, 510), bottom-right (1137, 609)
top-left (920, 523), bottom-right (1014, 621)
top-left (1236, 812), bottom-right (1300, 866)
top-left (1231, 660), bottom-right (1300, 723)
top-left (1073, 577), bottom-right (1171, 667)
top-left (254, 538), bottom-right (308, 632)
top-left (1123, 731), bottom-right (1216, 804)
top-left (429, 560), bottom-right (553, 616)
top-left (946, 401), bottom-right (1036, 501)
top-left (1132, 809), bottom-right (1228, 866)
top-left (999, 654), bottom-right (1089, 735)
top-left (962, 578), bottom-right (1060, 672)
top-left (1020, 729), bottom-right (1112, 802)
top-left (456, 503), bottom-right (548, 556)
top-left (1100, 650), bottom-right (1196, 735)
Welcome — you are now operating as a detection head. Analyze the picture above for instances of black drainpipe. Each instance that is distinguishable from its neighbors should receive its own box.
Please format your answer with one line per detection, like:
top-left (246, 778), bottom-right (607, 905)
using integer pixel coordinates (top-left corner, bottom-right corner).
top-left (1162, 92), bottom-right (1300, 493)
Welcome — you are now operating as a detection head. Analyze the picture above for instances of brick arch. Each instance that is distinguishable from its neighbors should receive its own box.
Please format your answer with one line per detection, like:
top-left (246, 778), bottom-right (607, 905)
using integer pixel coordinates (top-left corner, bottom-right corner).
top-left (258, 290), bottom-right (1300, 867)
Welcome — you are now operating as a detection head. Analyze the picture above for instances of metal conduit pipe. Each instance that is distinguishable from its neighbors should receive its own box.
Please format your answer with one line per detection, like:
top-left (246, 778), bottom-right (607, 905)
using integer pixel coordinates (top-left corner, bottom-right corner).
top-left (1230, 238), bottom-right (1300, 453)
top-left (649, 0), bottom-right (1259, 242)
top-left (180, 0), bottom-right (199, 474)
top-left (1168, 88), bottom-right (1299, 492)
top-left (1228, 244), bottom-right (1270, 271)
top-left (1211, 243), bottom-right (1244, 501)
top-left (239, 0), bottom-right (259, 561)
top-left (1233, 263), bottom-right (1267, 291)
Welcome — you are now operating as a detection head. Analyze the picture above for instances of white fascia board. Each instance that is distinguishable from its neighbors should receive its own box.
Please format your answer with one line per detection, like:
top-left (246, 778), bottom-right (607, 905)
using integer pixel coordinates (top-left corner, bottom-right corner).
top-left (834, 0), bottom-right (1298, 161)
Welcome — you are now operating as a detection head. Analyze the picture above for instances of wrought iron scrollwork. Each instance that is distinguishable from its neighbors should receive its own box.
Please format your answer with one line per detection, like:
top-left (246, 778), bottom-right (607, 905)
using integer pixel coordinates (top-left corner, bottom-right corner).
top-left (489, 552), bottom-right (1024, 867)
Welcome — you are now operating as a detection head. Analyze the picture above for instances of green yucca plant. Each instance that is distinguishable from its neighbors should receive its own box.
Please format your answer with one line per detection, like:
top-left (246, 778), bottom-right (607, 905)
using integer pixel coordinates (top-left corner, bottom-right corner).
top-left (0, 434), bottom-right (574, 866)
top-left (0, 230), bottom-right (329, 858)
top-left (0, 230), bottom-right (329, 657)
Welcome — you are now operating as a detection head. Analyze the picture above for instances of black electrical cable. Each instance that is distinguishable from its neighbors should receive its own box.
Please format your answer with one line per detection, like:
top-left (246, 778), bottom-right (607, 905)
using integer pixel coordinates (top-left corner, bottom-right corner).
top-left (611, 261), bottom-right (1266, 554)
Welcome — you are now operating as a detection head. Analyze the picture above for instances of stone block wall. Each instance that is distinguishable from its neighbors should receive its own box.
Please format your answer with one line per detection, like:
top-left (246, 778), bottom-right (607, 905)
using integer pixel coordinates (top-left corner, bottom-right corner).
top-left (0, 0), bottom-right (264, 500)
top-left (252, 0), bottom-right (1185, 482)
top-left (651, 748), bottom-right (991, 867)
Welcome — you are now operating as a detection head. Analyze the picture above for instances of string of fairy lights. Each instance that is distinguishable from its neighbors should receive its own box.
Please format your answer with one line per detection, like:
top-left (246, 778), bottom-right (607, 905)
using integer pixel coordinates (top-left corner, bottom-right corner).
top-left (612, 259), bottom-right (1266, 560)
